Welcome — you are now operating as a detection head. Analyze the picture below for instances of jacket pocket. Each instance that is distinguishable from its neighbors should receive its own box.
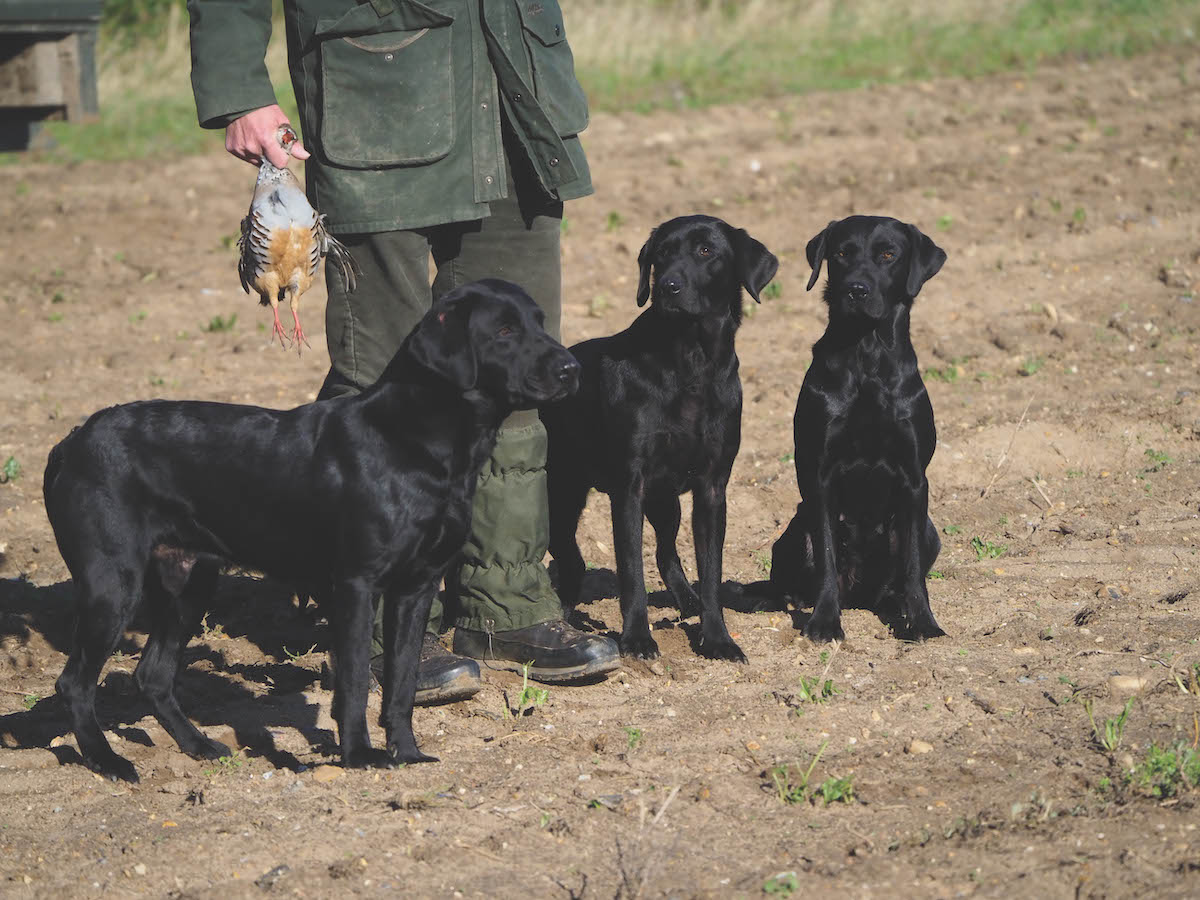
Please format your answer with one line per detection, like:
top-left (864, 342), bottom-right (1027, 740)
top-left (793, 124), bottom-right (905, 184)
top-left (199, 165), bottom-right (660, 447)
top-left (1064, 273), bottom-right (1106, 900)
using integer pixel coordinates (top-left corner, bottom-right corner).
top-left (515, 0), bottom-right (588, 137)
top-left (316, 1), bottom-right (455, 168)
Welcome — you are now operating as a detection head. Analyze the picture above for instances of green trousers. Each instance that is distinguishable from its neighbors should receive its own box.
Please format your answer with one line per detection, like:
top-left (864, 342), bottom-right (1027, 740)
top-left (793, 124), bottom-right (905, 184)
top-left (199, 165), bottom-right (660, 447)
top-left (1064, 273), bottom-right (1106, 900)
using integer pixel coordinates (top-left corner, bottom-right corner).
top-left (316, 173), bottom-right (565, 648)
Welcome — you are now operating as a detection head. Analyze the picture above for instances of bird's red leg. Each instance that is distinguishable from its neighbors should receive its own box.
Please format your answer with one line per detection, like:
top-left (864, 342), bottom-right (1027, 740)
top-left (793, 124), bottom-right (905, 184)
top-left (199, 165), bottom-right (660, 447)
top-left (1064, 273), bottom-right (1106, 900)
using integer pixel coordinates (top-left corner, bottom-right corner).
top-left (269, 301), bottom-right (288, 349)
top-left (290, 295), bottom-right (310, 354)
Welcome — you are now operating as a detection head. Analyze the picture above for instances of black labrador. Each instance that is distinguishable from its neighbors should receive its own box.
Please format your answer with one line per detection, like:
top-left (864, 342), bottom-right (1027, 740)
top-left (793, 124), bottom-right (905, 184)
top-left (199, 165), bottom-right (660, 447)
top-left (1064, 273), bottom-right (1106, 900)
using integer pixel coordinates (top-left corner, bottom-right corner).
top-left (543, 215), bottom-right (778, 661)
top-left (43, 279), bottom-right (579, 782)
top-left (770, 215), bottom-right (947, 642)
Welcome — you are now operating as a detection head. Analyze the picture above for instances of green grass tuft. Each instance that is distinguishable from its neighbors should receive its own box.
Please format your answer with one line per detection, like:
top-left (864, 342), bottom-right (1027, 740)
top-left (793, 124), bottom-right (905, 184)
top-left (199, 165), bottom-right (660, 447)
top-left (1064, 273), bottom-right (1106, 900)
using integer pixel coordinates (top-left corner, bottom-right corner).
top-left (1127, 741), bottom-right (1200, 798)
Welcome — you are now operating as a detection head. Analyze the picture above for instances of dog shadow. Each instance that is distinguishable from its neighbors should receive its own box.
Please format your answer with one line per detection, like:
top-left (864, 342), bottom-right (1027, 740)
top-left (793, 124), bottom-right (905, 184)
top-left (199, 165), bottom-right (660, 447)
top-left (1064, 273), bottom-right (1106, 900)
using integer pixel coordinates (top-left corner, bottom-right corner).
top-left (0, 573), bottom-right (340, 771)
top-left (560, 569), bottom-right (798, 655)
top-left (754, 582), bottom-right (917, 640)
top-left (553, 569), bottom-right (918, 650)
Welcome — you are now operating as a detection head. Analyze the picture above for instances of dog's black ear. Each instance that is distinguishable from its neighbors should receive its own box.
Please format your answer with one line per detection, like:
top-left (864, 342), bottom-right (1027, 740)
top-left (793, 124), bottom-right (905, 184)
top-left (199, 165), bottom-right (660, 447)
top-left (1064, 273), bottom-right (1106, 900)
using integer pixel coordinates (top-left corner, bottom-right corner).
top-left (733, 229), bottom-right (779, 303)
top-left (635, 228), bottom-right (657, 307)
top-left (905, 224), bottom-right (947, 299)
top-left (407, 290), bottom-right (478, 390)
top-left (805, 220), bottom-right (837, 291)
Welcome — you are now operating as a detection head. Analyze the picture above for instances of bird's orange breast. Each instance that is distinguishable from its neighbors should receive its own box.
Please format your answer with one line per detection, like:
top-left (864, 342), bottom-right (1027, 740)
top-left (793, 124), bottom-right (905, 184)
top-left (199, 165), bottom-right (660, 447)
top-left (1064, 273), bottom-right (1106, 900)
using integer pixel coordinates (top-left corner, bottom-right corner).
top-left (257, 225), bottom-right (317, 297)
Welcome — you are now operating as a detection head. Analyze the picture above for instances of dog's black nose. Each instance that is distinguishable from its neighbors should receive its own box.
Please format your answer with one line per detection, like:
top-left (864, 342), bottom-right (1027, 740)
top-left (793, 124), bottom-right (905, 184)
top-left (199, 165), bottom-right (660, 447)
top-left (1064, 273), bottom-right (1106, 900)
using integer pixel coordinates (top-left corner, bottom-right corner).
top-left (848, 282), bottom-right (870, 301)
top-left (660, 278), bottom-right (682, 295)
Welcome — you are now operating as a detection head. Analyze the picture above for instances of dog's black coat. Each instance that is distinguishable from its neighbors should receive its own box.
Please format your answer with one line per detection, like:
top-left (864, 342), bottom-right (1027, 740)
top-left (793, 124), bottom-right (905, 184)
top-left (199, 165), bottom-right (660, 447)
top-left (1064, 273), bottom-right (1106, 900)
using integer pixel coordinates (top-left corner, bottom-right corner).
top-left (43, 279), bottom-right (579, 782)
top-left (543, 215), bottom-right (777, 660)
top-left (770, 216), bottom-right (946, 642)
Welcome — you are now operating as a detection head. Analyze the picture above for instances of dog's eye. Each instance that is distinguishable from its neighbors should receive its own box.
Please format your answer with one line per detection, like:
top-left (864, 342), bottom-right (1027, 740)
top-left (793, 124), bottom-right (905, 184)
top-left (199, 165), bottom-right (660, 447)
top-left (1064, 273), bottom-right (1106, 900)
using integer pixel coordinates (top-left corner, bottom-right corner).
top-left (697, 245), bottom-right (712, 258)
top-left (497, 326), bottom-right (514, 338)
top-left (880, 251), bottom-right (894, 260)
top-left (836, 250), bottom-right (846, 258)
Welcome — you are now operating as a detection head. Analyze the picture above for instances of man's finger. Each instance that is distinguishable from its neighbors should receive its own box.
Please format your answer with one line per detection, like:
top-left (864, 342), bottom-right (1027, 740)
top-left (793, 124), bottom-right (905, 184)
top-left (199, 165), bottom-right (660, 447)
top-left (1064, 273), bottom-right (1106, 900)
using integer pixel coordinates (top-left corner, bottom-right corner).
top-left (290, 139), bottom-right (311, 161)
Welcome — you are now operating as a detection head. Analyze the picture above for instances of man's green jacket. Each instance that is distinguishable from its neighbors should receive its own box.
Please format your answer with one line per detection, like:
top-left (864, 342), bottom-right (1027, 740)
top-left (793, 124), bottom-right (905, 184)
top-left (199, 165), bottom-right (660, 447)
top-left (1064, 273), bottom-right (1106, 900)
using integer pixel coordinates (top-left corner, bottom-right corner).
top-left (188, 0), bottom-right (593, 234)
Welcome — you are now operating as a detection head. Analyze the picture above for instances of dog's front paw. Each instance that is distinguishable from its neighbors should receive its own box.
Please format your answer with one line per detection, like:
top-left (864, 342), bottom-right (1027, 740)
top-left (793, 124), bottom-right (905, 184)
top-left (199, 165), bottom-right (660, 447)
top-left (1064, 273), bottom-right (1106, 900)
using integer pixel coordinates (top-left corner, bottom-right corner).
top-left (386, 742), bottom-right (438, 766)
top-left (804, 615), bottom-right (845, 643)
top-left (907, 615), bottom-right (946, 641)
top-left (619, 631), bottom-right (661, 660)
top-left (342, 747), bottom-right (395, 770)
top-left (700, 635), bottom-right (747, 663)
top-left (184, 737), bottom-right (232, 761)
top-left (88, 752), bottom-right (140, 784)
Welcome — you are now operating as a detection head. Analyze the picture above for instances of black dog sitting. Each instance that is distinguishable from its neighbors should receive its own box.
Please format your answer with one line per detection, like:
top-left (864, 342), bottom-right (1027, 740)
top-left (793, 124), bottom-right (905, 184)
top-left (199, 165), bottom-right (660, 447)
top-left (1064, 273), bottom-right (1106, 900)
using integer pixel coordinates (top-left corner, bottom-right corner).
top-left (543, 215), bottom-right (778, 661)
top-left (43, 279), bottom-right (579, 782)
top-left (770, 216), bottom-right (947, 643)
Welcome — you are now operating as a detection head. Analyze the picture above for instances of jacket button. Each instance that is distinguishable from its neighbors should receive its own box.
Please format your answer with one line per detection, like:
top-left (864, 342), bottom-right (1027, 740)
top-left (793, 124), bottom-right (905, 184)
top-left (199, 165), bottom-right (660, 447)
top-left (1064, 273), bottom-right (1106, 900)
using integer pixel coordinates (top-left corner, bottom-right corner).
top-left (548, 157), bottom-right (559, 167)
top-left (554, 24), bottom-right (561, 36)
top-left (512, 92), bottom-right (523, 102)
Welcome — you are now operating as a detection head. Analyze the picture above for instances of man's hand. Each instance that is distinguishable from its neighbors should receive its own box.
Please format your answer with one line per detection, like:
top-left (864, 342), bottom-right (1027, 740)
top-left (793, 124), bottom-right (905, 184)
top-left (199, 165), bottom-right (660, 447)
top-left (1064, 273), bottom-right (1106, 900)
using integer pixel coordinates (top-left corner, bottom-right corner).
top-left (226, 104), bottom-right (310, 167)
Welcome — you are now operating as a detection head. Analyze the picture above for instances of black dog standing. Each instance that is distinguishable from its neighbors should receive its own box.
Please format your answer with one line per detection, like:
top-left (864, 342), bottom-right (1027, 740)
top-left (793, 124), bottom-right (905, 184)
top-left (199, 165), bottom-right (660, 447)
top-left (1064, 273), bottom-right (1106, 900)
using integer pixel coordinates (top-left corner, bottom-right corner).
top-left (43, 280), bottom-right (579, 782)
top-left (544, 215), bottom-right (778, 661)
top-left (771, 216), bottom-right (947, 643)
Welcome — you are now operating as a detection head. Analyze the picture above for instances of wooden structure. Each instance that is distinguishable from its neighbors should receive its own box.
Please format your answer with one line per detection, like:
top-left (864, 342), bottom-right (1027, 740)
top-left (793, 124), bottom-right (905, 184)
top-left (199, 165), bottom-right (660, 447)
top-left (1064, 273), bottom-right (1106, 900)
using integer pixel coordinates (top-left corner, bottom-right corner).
top-left (0, 0), bottom-right (101, 150)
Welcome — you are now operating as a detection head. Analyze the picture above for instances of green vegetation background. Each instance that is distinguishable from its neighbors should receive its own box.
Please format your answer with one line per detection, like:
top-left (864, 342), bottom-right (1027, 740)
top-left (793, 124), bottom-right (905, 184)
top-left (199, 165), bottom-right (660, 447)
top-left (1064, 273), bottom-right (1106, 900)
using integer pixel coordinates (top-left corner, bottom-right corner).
top-left (23, 0), bottom-right (1200, 162)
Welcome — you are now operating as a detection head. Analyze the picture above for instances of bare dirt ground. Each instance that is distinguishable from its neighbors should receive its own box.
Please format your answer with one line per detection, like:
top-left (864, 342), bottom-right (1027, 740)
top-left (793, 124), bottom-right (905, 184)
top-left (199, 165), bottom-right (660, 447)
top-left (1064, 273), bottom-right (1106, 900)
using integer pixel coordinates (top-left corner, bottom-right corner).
top-left (2, 49), bottom-right (1200, 899)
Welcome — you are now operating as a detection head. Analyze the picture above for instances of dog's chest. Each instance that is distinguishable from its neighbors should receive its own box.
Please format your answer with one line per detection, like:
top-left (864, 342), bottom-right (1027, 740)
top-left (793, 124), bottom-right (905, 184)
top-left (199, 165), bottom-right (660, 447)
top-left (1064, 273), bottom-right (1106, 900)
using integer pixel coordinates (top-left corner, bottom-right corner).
top-left (654, 371), bottom-right (735, 476)
top-left (828, 378), bottom-right (916, 476)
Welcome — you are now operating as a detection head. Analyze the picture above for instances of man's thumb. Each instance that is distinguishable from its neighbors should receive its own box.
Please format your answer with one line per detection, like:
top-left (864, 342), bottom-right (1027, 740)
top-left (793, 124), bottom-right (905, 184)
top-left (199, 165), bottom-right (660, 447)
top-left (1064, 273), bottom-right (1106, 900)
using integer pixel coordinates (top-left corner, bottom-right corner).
top-left (264, 139), bottom-right (291, 168)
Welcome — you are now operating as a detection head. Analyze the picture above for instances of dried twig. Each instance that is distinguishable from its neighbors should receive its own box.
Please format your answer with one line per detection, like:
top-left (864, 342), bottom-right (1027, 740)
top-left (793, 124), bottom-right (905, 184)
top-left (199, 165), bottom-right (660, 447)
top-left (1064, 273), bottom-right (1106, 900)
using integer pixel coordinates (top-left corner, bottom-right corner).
top-left (979, 394), bottom-right (1035, 499)
top-left (1029, 475), bottom-right (1053, 508)
top-left (816, 641), bottom-right (841, 684)
top-left (615, 785), bottom-right (681, 899)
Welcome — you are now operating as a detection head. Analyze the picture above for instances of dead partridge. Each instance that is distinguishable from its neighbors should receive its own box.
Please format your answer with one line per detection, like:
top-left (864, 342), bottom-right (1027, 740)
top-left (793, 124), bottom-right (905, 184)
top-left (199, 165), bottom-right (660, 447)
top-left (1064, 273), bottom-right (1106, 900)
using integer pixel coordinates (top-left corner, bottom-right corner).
top-left (238, 126), bottom-right (357, 350)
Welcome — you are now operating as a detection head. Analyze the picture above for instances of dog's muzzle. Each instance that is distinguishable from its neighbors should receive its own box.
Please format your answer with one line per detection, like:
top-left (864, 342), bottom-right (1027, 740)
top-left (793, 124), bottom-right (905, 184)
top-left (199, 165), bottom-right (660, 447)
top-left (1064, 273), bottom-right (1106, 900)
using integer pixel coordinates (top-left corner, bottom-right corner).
top-left (843, 280), bottom-right (886, 318)
top-left (554, 356), bottom-right (582, 396)
top-left (527, 350), bottom-right (580, 403)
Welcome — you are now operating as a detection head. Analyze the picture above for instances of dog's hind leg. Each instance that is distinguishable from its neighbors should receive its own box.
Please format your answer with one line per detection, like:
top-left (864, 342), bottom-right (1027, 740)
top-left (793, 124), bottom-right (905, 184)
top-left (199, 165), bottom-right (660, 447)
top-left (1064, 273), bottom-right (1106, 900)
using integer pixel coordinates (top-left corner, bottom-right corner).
top-left (56, 563), bottom-right (144, 783)
top-left (769, 505), bottom-right (814, 605)
top-left (547, 470), bottom-right (590, 613)
top-left (378, 579), bottom-right (439, 766)
top-left (136, 556), bottom-right (229, 761)
top-left (645, 490), bottom-right (701, 617)
top-left (921, 516), bottom-right (942, 572)
top-left (692, 481), bottom-right (746, 662)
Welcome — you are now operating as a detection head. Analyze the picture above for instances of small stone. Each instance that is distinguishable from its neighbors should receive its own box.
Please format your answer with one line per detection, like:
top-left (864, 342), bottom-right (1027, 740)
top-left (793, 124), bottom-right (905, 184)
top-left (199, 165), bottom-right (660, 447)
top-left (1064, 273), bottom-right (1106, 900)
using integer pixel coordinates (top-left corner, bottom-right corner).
top-left (311, 765), bottom-right (343, 784)
top-left (906, 739), bottom-right (934, 755)
top-left (133, 863), bottom-right (147, 876)
top-left (1107, 675), bottom-right (1147, 698)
